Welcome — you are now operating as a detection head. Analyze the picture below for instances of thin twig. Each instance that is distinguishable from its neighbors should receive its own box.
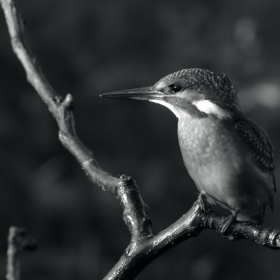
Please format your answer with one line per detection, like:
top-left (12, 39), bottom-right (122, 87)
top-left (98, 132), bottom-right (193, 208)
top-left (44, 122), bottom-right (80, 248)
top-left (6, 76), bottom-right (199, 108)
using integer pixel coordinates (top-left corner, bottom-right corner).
top-left (0, 0), bottom-right (118, 191)
top-left (0, 0), bottom-right (152, 258)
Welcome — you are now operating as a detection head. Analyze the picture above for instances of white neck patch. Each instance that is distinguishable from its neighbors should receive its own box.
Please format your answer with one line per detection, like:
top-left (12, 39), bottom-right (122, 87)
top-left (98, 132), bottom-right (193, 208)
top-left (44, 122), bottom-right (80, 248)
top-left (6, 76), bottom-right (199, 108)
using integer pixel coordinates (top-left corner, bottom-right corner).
top-left (192, 100), bottom-right (231, 119)
top-left (149, 100), bottom-right (187, 119)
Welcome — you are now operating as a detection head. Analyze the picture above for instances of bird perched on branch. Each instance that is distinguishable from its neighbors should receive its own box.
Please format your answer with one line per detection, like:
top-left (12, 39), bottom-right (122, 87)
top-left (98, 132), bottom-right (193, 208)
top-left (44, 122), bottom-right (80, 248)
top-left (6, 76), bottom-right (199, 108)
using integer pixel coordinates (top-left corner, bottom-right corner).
top-left (101, 68), bottom-right (276, 233)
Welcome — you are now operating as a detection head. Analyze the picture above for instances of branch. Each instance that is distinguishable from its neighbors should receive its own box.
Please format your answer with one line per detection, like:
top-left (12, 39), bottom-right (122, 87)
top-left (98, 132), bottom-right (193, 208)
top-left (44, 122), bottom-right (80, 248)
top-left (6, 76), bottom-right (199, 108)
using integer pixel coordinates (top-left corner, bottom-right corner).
top-left (1, 1), bottom-right (280, 280)
top-left (0, 0), bottom-right (118, 191)
top-left (104, 195), bottom-right (280, 279)
top-left (6, 227), bottom-right (37, 280)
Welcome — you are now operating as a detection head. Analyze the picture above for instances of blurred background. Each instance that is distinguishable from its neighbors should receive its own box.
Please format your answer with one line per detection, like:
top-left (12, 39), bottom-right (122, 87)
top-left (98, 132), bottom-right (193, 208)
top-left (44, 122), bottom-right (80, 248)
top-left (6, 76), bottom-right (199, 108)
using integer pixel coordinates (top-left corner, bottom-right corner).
top-left (1, 0), bottom-right (280, 279)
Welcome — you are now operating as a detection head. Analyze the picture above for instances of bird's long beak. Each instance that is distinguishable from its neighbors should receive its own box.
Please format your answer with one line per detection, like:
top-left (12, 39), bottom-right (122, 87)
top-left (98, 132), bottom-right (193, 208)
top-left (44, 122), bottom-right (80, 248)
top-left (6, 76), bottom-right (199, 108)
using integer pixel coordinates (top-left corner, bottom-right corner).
top-left (100, 86), bottom-right (163, 101)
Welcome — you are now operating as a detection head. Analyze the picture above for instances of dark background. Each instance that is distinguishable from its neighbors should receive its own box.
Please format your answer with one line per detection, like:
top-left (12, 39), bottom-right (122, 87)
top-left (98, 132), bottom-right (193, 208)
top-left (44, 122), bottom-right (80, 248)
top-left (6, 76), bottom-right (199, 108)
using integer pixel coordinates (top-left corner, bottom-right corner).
top-left (1, 0), bottom-right (280, 279)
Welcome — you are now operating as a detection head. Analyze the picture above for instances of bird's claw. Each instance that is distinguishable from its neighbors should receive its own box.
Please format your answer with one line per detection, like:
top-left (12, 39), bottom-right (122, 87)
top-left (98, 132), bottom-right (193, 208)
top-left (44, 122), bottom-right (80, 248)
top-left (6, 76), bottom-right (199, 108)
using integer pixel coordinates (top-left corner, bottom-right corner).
top-left (197, 192), bottom-right (211, 214)
top-left (221, 208), bottom-right (240, 237)
top-left (221, 215), bottom-right (236, 236)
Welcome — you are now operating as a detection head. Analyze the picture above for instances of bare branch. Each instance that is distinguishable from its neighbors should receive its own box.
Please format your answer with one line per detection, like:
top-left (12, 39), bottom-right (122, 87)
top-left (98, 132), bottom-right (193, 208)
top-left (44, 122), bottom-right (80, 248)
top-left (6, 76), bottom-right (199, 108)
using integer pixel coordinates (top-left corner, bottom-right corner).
top-left (202, 211), bottom-right (280, 247)
top-left (104, 197), bottom-right (280, 279)
top-left (6, 227), bottom-right (37, 280)
top-left (0, 0), bottom-right (119, 191)
top-left (117, 175), bottom-right (153, 240)
top-left (0, 0), bottom-right (153, 256)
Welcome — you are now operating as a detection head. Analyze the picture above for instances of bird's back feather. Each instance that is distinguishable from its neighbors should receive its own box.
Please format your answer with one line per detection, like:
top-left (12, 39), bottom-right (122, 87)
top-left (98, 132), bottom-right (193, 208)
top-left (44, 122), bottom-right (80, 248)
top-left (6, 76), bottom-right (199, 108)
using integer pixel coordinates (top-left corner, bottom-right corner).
top-left (234, 115), bottom-right (276, 210)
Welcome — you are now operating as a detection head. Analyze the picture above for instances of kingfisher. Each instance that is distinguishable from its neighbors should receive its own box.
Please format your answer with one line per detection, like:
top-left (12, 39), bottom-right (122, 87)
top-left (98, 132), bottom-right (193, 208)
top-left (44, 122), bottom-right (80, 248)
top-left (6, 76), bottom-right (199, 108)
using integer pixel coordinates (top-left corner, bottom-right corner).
top-left (100, 68), bottom-right (276, 232)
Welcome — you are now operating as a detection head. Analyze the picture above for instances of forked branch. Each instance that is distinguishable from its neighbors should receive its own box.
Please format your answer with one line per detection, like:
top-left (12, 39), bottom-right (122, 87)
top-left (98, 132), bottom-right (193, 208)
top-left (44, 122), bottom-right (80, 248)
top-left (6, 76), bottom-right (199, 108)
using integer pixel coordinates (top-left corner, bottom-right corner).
top-left (1, 1), bottom-right (280, 279)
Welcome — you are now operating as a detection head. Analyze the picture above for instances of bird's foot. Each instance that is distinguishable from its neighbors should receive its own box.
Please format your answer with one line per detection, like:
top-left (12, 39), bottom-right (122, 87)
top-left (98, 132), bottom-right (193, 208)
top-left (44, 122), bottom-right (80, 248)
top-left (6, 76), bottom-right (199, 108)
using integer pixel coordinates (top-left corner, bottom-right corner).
top-left (221, 208), bottom-right (240, 237)
top-left (197, 192), bottom-right (211, 214)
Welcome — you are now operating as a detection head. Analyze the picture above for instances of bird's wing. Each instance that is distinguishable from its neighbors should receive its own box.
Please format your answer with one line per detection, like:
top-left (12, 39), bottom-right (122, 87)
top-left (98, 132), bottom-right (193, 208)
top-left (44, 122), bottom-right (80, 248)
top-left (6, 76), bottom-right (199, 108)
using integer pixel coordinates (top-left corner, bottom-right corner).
top-left (234, 116), bottom-right (276, 197)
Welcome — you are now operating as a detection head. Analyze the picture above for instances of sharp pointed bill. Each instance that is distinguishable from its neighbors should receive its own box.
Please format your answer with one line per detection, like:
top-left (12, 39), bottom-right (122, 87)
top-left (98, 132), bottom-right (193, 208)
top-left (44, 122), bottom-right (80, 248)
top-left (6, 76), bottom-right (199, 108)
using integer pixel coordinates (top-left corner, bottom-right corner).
top-left (192, 100), bottom-right (232, 119)
top-left (100, 87), bottom-right (163, 101)
top-left (100, 85), bottom-right (187, 118)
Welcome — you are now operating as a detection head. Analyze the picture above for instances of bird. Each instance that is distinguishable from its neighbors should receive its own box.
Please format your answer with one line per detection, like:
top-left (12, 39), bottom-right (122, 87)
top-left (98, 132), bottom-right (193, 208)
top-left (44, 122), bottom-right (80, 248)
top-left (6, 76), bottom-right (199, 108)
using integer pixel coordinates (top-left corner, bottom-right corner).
top-left (100, 68), bottom-right (276, 233)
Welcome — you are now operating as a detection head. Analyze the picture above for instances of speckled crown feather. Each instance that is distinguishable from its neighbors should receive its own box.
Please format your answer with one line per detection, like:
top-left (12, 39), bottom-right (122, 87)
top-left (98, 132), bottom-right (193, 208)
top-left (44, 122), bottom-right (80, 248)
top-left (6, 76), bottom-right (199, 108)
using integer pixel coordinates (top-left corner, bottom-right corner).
top-left (155, 68), bottom-right (241, 111)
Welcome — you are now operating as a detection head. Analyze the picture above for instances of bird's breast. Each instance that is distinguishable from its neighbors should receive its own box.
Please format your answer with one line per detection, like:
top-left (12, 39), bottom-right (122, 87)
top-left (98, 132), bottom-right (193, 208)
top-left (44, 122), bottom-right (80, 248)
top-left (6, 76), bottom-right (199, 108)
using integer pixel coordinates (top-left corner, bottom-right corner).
top-left (177, 115), bottom-right (272, 216)
top-left (178, 116), bottom-right (239, 167)
top-left (178, 116), bottom-right (243, 205)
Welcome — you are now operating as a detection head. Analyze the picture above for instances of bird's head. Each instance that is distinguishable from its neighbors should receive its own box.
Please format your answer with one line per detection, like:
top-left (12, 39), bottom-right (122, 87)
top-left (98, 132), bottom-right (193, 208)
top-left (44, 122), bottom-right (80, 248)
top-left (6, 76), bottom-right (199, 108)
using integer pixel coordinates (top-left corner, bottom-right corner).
top-left (100, 68), bottom-right (240, 120)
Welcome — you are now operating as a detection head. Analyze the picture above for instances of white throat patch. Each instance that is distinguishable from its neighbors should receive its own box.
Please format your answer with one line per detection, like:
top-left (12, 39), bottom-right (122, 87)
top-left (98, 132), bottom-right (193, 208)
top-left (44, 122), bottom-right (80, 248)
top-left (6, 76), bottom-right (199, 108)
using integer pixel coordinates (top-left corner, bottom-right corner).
top-left (192, 100), bottom-right (231, 119)
top-left (149, 100), bottom-right (187, 119)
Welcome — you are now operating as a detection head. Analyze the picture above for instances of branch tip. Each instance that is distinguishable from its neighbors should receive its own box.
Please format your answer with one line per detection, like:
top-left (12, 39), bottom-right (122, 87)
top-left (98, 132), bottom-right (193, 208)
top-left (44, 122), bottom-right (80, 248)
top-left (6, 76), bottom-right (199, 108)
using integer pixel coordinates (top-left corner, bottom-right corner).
top-left (62, 93), bottom-right (73, 108)
top-left (117, 174), bottom-right (134, 185)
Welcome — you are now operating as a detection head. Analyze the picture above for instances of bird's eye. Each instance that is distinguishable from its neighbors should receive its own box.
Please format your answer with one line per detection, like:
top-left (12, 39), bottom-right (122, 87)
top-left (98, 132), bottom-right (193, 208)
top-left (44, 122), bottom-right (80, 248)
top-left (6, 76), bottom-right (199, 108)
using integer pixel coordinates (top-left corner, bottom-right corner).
top-left (170, 84), bottom-right (181, 93)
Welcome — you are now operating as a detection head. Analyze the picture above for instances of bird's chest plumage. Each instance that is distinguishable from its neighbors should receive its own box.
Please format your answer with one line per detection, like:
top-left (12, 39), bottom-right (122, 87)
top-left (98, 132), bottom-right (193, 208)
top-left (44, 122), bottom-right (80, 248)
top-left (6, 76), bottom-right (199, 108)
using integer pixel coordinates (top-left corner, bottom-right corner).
top-left (178, 116), bottom-right (249, 207)
top-left (178, 116), bottom-right (238, 167)
top-left (177, 115), bottom-right (272, 218)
